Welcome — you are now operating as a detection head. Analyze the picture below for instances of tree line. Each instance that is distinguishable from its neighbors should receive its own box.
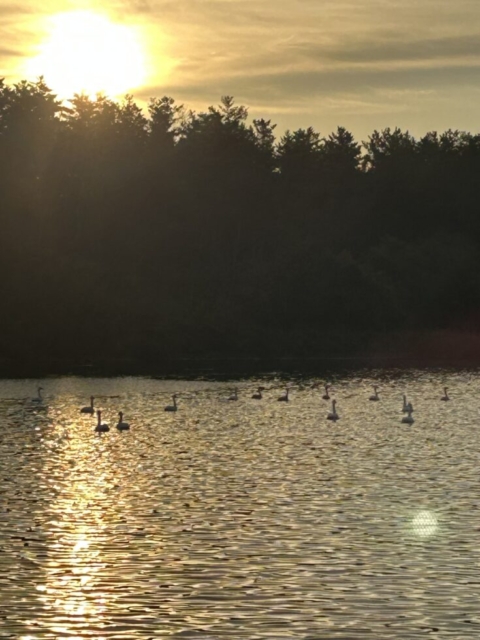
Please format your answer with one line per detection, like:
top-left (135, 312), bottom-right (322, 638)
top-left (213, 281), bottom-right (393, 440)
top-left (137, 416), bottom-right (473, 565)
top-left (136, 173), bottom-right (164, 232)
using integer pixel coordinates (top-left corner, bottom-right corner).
top-left (1, 78), bottom-right (479, 371)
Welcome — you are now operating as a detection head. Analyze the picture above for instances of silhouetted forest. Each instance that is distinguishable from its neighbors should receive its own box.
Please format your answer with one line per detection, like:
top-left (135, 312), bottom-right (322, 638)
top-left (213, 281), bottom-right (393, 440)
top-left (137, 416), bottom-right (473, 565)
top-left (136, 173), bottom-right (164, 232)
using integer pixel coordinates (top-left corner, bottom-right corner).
top-left (1, 78), bottom-right (480, 372)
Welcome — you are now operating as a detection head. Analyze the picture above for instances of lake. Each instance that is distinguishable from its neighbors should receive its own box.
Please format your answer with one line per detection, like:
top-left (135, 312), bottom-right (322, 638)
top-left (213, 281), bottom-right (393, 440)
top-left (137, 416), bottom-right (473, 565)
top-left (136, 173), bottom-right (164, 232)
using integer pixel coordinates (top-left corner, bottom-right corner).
top-left (1, 370), bottom-right (479, 639)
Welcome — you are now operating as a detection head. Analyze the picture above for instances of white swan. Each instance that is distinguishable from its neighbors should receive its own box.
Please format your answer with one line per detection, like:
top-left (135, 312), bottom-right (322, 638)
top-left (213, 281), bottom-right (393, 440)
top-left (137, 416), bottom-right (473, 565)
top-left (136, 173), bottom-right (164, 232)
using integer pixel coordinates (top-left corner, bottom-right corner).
top-left (165, 394), bottom-right (178, 412)
top-left (31, 386), bottom-right (43, 404)
top-left (228, 389), bottom-right (238, 401)
top-left (277, 388), bottom-right (289, 402)
top-left (80, 396), bottom-right (95, 414)
top-left (327, 399), bottom-right (339, 420)
top-left (369, 385), bottom-right (379, 401)
top-left (252, 387), bottom-right (262, 400)
top-left (116, 411), bottom-right (130, 430)
top-left (95, 410), bottom-right (109, 432)
top-left (322, 385), bottom-right (330, 400)
top-left (441, 387), bottom-right (450, 401)
top-left (401, 408), bottom-right (414, 424)
top-left (402, 395), bottom-right (413, 413)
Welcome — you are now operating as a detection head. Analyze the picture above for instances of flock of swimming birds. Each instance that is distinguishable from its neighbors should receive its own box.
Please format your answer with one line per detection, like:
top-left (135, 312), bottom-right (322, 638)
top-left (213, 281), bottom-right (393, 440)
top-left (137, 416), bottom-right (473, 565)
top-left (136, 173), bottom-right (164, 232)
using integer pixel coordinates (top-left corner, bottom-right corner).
top-left (27, 382), bottom-right (453, 432)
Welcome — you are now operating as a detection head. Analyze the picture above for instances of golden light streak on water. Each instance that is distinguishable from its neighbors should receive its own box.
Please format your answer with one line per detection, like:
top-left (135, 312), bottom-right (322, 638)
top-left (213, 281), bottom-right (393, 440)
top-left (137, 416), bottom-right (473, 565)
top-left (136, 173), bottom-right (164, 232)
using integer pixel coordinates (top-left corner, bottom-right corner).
top-left (1, 371), bottom-right (480, 637)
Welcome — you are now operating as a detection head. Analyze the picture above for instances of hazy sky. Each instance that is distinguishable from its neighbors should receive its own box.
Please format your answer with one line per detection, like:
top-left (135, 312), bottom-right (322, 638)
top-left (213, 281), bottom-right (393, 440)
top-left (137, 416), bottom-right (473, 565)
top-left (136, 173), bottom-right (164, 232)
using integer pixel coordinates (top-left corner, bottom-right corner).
top-left (2, 0), bottom-right (480, 140)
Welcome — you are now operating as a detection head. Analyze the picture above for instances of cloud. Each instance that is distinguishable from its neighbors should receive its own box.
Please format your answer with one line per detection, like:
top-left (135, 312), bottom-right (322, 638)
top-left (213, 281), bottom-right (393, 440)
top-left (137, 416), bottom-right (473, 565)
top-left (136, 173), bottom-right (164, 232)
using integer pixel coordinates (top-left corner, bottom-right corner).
top-left (1, 0), bottom-right (480, 138)
top-left (0, 4), bottom-right (34, 17)
top-left (0, 46), bottom-right (23, 59)
top-left (299, 34), bottom-right (480, 65)
top-left (141, 59), bottom-right (480, 106)
top-left (122, 0), bottom-right (154, 14)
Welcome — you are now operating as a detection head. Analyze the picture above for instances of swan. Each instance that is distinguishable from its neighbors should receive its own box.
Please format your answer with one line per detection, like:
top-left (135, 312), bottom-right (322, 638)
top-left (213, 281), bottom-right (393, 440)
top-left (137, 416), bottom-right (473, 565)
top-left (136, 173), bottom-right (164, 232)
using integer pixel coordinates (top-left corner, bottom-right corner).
top-left (228, 389), bottom-right (238, 401)
top-left (327, 399), bottom-right (339, 421)
top-left (401, 408), bottom-right (414, 424)
top-left (31, 386), bottom-right (44, 404)
top-left (402, 395), bottom-right (411, 413)
top-left (116, 411), bottom-right (130, 430)
top-left (252, 387), bottom-right (262, 400)
top-left (277, 388), bottom-right (289, 402)
top-left (165, 394), bottom-right (178, 412)
top-left (369, 385), bottom-right (380, 401)
top-left (80, 396), bottom-right (95, 414)
top-left (95, 410), bottom-right (109, 432)
top-left (322, 385), bottom-right (330, 400)
top-left (441, 387), bottom-right (450, 401)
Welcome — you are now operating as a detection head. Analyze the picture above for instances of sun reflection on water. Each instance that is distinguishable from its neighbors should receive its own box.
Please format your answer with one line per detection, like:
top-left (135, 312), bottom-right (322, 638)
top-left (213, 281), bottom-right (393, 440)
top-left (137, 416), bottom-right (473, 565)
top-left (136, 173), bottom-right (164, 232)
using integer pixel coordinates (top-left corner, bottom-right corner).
top-left (3, 373), bottom-right (480, 637)
top-left (38, 468), bottom-right (110, 632)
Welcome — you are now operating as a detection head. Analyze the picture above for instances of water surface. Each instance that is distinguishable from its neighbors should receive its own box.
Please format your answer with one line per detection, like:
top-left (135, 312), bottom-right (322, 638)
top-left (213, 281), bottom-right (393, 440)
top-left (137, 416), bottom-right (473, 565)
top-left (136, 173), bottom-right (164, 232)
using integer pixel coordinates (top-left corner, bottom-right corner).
top-left (1, 371), bottom-right (480, 639)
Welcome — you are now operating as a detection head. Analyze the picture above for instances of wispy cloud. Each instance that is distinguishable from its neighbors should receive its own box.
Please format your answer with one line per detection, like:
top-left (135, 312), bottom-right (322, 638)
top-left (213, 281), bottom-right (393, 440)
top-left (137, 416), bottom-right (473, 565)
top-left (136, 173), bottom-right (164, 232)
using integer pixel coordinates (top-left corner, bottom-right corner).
top-left (296, 34), bottom-right (480, 65)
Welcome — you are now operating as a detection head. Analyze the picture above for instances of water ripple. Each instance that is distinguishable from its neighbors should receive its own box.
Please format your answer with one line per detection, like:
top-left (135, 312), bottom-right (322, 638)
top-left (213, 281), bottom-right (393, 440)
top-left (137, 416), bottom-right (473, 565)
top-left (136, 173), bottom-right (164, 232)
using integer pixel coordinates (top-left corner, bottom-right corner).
top-left (0, 371), bottom-right (480, 637)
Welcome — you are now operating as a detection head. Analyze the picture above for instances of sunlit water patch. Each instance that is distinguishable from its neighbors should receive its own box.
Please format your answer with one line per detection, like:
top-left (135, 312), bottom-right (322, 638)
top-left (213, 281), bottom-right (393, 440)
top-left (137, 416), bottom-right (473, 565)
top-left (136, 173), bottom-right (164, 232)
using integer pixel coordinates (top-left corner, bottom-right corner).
top-left (1, 371), bottom-right (480, 638)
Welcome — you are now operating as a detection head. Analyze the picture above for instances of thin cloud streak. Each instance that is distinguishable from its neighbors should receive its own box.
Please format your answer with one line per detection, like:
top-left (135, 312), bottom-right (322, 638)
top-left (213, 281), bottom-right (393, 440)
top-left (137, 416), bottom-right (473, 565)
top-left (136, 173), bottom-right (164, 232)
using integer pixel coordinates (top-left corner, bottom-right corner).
top-left (143, 61), bottom-right (480, 103)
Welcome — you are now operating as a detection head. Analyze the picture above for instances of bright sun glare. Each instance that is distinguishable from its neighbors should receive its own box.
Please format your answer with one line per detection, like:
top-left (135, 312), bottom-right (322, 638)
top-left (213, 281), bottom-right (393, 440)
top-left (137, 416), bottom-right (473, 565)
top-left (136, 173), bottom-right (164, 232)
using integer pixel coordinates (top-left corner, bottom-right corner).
top-left (26, 11), bottom-right (146, 98)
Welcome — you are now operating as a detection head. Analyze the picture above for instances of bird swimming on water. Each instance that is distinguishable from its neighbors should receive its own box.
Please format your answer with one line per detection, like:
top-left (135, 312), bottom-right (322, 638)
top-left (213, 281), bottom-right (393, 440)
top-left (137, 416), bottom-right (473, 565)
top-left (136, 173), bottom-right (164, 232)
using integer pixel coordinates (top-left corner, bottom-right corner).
top-left (165, 394), bottom-right (178, 412)
top-left (327, 399), bottom-right (339, 421)
top-left (116, 411), bottom-right (130, 430)
top-left (31, 386), bottom-right (44, 404)
top-left (80, 396), bottom-right (95, 414)
top-left (252, 387), bottom-right (262, 400)
top-left (369, 385), bottom-right (380, 401)
top-left (95, 410), bottom-right (109, 432)
top-left (402, 395), bottom-right (414, 413)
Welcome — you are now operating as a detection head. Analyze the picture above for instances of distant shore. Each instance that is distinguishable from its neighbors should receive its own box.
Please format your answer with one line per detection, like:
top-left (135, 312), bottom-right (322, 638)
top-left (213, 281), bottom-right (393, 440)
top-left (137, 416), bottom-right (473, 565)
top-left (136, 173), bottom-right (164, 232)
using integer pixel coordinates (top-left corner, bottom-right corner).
top-left (1, 330), bottom-right (479, 378)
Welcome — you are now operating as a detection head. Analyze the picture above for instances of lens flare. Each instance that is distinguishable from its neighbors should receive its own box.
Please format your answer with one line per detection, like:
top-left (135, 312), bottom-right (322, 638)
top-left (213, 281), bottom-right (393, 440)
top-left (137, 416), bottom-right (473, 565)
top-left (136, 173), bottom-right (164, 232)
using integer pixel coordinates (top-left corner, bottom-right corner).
top-left (411, 510), bottom-right (438, 538)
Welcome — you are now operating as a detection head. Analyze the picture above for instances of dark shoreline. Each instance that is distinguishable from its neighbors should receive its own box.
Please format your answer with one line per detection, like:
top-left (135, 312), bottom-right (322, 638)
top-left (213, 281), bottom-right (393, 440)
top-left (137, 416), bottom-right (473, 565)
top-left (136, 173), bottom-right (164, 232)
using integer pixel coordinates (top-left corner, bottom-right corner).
top-left (0, 356), bottom-right (478, 380)
top-left (2, 330), bottom-right (480, 379)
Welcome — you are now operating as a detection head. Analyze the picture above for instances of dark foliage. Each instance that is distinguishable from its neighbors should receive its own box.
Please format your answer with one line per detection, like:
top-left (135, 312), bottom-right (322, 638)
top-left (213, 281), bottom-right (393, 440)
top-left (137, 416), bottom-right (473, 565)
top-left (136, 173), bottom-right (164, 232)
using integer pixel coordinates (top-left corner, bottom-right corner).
top-left (1, 78), bottom-right (479, 370)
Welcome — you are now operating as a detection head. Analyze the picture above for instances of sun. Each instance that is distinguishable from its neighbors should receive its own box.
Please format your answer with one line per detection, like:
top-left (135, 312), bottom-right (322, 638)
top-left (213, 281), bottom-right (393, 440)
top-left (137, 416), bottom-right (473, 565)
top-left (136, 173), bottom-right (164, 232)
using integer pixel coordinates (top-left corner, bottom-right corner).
top-left (25, 11), bottom-right (147, 98)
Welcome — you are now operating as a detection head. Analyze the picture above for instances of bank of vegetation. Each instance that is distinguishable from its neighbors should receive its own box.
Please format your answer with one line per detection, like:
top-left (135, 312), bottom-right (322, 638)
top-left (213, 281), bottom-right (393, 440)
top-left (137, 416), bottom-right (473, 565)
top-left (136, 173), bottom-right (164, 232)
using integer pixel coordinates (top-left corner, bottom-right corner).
top-left (1, 79), bottom-right (479, 372)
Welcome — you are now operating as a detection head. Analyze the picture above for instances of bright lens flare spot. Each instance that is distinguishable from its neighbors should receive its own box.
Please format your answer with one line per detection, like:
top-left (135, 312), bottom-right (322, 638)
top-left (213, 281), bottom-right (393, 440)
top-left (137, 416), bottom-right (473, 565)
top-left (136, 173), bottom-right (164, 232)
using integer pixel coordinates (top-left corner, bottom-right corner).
top-left (26, 11), bottom-right (146, 98)
top-left (411, 510), bottom-right (438, 538)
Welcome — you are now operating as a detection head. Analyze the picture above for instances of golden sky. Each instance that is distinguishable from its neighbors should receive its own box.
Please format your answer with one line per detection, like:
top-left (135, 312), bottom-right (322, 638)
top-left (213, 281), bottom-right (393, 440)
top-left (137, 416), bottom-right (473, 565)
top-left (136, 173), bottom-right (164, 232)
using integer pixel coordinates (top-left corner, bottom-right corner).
top-left (2, 0), bottom-right (480, 139)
